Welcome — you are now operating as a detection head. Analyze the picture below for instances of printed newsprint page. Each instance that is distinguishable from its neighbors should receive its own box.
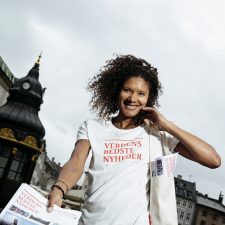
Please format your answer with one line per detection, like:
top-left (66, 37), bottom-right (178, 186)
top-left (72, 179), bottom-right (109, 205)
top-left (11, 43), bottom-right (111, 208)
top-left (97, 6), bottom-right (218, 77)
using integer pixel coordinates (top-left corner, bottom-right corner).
top-left (151, 153), bottom-right (178, 177)
top-left (0, 183), bottom-right (81, 225)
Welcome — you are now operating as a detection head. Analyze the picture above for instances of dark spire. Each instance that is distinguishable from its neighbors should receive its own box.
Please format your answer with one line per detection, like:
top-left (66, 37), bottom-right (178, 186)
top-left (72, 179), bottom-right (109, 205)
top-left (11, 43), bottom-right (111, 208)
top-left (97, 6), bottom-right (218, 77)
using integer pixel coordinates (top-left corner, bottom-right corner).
top-left (34, 52), bottom-right (42, 70)
top-left (30, 52), bottom-right (42, 76)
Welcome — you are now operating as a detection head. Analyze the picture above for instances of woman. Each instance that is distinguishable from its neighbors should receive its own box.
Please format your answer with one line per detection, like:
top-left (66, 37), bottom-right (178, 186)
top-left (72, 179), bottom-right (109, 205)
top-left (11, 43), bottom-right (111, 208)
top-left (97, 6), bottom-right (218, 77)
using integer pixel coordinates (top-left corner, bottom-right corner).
top-left (47, 55), bottom-right (221, 225)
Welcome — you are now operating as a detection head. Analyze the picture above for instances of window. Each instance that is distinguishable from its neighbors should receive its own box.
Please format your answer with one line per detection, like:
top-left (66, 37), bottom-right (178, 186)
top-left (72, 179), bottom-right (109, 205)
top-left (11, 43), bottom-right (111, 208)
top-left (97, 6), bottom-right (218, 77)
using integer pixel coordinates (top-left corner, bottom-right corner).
top-left (7, 149), bottom-right (29, 182)
top-left (200, 221), bottom-right (206, 225)
top-left (177, 198), bottom-right (181, 205)
top-left (222, 217), bottom-right (225, 223)
top-left (0, 157), bottom-right (8, 168)
top-left (188, 202), bottom-right (193, 209)
top-left (0, 145), bottom-right (11, 178)
top-left (179, 211), bottom-right (184, 219)
top-left (213, 215), bottom-right (218, 221)
top-left (0, 168), bottom-right (4, 178)
top-left (178, 188), bottom-right (183, 195)
top-left (183, 201), bottom-right (187, 207)
top-left (202, 210), bottom-right (208, 217)
top-left (187, 191), bottom-right (192, 198)
top-left (185, 213), bottom-right (191, 221)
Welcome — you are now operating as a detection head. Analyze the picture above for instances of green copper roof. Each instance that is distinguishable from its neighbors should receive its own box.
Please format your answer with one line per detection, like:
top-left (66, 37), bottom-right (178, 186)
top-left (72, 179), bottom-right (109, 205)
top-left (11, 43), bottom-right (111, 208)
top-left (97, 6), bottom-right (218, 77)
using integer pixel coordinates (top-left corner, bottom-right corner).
top-left (0, 56), bottom-right (16, 84)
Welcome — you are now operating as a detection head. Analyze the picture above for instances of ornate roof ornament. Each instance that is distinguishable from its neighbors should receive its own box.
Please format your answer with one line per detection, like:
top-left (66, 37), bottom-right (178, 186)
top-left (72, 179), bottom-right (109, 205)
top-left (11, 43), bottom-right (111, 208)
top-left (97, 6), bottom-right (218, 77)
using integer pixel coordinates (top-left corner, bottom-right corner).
top-left (0, 55), bottom-right (46, 151)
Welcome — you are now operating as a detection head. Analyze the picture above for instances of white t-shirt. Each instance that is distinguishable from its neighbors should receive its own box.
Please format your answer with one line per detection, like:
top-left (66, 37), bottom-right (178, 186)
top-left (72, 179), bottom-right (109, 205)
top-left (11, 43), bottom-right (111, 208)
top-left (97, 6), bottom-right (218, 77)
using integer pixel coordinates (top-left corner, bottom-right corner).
top-left (77, 119), bottom-right (179, 225)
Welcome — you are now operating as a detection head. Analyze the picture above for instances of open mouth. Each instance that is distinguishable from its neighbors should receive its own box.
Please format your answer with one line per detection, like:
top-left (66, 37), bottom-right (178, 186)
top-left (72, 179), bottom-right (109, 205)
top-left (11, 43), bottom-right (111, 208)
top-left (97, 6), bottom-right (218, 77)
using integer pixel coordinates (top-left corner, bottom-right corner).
top-left (123, 102), bottom-right (139, 110)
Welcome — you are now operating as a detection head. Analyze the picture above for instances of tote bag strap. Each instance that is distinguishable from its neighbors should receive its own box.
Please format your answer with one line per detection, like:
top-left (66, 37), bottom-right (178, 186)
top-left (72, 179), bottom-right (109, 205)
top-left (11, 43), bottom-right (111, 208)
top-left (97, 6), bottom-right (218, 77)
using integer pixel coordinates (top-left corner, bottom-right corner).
top-left (148, 128), bottom-right (178, 225)
top-left (147, 126), bottom-right (151, 224)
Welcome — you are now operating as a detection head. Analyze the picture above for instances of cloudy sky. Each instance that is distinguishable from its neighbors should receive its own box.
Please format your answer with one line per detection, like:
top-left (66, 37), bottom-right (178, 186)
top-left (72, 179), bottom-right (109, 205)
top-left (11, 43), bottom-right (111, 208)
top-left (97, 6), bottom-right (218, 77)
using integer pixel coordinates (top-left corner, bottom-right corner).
top-left (1, 0), bottom-right (224, 200)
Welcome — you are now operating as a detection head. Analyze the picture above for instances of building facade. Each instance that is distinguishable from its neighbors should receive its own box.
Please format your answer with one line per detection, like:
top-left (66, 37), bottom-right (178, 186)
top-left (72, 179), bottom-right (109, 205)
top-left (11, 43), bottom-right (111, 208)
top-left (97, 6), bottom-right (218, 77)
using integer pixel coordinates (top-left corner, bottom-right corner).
top-left (193, 192), bottom-right (225, 225)
top-left (31, 153), bottom-right (61, 191)
top-left (0, 56), bottom-right (15, 106)
top-left (175, 175), bottom-right (197, 225)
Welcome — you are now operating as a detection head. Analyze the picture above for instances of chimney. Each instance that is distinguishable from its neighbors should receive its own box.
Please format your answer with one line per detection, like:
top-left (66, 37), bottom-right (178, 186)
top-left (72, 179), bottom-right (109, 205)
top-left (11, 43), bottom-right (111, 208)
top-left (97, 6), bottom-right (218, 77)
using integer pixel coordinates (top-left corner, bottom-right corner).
top-left (177, 175), bottom-right (182, 179)
top-left (219, 192), bottom-right (224, 203)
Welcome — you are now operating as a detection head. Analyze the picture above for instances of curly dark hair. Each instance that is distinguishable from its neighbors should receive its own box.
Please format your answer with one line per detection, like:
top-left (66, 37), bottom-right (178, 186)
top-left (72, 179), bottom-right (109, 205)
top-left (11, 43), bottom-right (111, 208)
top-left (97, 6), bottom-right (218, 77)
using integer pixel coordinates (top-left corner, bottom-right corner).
top-left (87, 54), bottom-right (163, 119)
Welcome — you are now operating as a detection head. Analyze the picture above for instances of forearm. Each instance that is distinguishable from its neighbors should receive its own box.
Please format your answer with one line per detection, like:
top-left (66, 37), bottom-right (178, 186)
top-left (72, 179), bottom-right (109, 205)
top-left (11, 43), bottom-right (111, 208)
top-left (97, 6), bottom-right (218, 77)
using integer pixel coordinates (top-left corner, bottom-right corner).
top-left (47, 139), bottom-right (90, 211)
top-left (164, 121), bottom-right (221, 168)
top-left (54, 140), bottom-right (90, 194)
top-left (55, 160), bottom-right (84, 194)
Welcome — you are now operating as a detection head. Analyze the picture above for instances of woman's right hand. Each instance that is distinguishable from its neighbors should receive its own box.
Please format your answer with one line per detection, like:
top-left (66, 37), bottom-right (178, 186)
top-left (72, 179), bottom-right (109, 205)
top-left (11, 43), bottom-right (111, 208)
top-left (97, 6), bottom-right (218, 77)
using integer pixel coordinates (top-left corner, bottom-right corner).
top-left (47, 188), bottom-right (63, 212)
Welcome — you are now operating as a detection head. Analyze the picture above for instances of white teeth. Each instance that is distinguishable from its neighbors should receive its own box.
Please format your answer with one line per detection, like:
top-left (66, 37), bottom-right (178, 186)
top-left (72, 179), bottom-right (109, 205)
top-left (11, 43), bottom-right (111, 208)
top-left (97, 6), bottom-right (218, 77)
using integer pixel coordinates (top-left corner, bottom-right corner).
top-left (125, 105), bottom-right (137, 110)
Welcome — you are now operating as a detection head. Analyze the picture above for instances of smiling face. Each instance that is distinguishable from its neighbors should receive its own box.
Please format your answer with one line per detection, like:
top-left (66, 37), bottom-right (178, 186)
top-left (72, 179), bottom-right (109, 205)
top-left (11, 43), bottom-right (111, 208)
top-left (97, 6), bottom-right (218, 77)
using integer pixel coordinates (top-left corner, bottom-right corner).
top-left (118, 76), bottom-right (150, 119)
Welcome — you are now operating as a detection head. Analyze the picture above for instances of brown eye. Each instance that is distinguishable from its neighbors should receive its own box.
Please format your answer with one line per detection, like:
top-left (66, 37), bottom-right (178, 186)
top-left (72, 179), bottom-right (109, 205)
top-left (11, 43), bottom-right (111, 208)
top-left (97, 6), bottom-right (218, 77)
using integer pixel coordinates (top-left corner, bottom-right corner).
top-left (123, 88), bottom-right (131, 93)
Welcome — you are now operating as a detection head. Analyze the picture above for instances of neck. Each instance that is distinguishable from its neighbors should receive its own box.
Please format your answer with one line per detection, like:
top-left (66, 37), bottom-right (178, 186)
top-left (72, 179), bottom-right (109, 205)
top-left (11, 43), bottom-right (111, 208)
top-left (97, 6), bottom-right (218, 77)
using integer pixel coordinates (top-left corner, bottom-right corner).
top-left (112, 114), bottom-right (138, 129)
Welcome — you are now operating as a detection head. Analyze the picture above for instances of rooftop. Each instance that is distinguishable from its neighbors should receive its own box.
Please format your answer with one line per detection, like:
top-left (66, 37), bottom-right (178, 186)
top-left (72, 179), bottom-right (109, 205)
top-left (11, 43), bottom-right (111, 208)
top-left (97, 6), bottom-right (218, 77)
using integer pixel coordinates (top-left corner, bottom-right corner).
top-left (0, 56), bottom-right (16, 85)
top-left (175, 176), bottom-right (197, 202)
top-left (197, 192), bottom-right (225, 214)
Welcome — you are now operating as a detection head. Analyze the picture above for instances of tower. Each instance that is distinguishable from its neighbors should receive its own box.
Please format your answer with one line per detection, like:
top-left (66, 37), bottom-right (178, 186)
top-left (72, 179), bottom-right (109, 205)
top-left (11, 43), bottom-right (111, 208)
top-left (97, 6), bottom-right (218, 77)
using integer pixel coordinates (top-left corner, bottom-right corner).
top-left (0, 55), bottom-right (46, 207)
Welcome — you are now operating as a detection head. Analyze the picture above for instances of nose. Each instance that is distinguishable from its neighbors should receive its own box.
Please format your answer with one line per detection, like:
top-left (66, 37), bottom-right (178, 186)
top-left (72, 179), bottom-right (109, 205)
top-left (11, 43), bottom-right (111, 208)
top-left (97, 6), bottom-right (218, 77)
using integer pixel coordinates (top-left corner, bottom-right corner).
top-left (127, 93), bottom-right (137, 102)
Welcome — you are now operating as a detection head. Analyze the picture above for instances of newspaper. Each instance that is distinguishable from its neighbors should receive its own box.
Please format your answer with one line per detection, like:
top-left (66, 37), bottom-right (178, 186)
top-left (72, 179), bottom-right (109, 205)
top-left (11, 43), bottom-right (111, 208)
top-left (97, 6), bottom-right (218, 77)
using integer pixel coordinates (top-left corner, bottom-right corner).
top-left (151, 153), bottom-right (178, 177)
top-left (0, 183), bottom-right (81, 225)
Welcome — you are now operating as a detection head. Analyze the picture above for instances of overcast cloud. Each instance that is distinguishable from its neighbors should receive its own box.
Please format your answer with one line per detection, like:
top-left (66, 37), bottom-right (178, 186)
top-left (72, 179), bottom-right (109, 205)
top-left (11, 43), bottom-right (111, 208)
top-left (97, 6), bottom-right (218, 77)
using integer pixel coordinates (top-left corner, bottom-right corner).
top-left (0, 0), bottom-right (224, 200)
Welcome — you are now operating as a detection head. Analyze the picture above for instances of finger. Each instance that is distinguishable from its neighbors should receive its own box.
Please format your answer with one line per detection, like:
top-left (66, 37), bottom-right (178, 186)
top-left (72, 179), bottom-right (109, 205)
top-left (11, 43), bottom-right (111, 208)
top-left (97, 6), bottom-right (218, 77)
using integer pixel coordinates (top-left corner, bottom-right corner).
top-left (143, 119), bottom-right (150, 126)
top-left (47, 196), bottom-right (55, 213)
top-left (144, 119), bottom-right (155, 127)
top-left (142, 107), bottom-right (155, 112)
top-left (150, 124), bottom-right (160, 131)
top-left (47, 206), bottom-right (53, 213)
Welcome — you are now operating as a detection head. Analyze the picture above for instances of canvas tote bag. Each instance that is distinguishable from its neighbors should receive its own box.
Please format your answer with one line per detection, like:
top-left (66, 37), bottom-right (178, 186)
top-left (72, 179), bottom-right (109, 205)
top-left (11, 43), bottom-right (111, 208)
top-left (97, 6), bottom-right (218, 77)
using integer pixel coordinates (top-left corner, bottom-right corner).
top-left (149, 131), bottom-right (178, 225)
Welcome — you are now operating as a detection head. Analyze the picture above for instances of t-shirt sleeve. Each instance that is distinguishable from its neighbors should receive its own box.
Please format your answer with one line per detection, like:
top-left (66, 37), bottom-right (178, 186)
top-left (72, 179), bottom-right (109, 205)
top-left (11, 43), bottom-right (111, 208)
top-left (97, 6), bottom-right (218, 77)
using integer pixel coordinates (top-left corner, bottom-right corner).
top-left (77, 120), bottom-right (89, 141)
top-left (162, 131), bottom-right (179, 153)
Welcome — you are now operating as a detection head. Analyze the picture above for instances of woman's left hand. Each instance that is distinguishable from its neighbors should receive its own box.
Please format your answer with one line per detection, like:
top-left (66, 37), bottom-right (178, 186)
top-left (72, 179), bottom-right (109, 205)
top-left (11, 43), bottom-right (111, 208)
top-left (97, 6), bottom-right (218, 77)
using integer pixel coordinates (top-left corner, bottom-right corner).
top-left (142, 107), bottom-right (169, 131)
